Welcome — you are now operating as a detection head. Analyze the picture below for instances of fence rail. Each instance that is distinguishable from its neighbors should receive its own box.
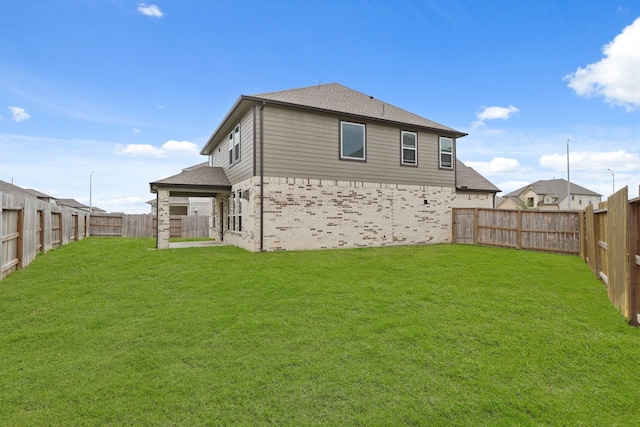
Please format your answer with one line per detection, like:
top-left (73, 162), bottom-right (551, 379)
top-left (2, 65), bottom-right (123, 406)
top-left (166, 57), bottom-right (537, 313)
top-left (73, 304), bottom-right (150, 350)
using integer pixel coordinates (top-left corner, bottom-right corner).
top-left (580, 186), bottom-right (640, 326)
top-left (90, 213), bottom-right (210, 239)
top-left (452, 208), bottom-right (581, 254)
top-left (1, 192), bottom-right (90, 280)
top-left (1, 194), bottom-right (211, 281)
top-left (454, 194), bottom-right (640, 326)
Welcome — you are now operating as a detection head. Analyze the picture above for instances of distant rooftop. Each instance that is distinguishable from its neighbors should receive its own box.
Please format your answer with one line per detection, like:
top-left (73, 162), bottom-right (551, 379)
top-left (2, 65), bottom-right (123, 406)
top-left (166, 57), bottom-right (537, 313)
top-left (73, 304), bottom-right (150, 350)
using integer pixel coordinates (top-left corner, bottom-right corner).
top-left (504, 179), bottom-right (601, 198)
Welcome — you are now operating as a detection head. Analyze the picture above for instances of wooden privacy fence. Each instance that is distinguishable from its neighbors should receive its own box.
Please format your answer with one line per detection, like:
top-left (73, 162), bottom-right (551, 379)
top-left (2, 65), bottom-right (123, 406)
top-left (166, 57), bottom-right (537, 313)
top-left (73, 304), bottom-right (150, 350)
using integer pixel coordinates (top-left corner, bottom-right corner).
top-left (90, 213), bottom-right (210, 239)
top-left (581, 186), bottom-right (640, 326)
top-left (1, 191), bottom-right (90, 280)
top-left (453, 208), bottom-right (581, 254)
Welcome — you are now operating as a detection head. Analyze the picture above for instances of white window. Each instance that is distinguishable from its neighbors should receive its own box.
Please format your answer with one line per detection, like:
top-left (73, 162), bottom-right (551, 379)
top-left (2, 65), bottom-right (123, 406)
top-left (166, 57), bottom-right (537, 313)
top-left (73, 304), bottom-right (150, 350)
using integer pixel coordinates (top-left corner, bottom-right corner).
top-left (401, 131), bottom-right (417, 165)
top-left (229, 124), bottom-right (241, 165)
top-left (340, 121), bottom-right (366, 160)
top-left (227, 192), bottom-right (242, 231)
top-left (439, 137), bottom-right (453, 169)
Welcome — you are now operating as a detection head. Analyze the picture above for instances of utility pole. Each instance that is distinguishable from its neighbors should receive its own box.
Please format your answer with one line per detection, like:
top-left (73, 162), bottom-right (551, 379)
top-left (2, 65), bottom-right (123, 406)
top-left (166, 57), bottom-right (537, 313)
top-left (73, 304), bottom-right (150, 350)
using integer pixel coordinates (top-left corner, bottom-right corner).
top-left (89, 171), bottom-right (94, 237)
top-left (90, 171), bottom-right (94, 214)
top-left (567, 139), bottom-right (571, 210)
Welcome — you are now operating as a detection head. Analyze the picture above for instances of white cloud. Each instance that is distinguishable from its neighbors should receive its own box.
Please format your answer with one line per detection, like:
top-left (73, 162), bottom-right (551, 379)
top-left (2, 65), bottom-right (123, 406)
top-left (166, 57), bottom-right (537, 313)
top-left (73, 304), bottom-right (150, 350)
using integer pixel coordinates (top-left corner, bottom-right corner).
top-left (133, 129), bottom-right (142, 133)
top-left (539, 149), bottom-right (640, 173)
top-left (8, 106), bottom-right (31, 122)
top-left (162, 140), bottom-right (199, 154)
top-left (471, 105), bottom-right (519, 129)
top-left (477, 105), bottom-right (519, 121)
top-left (115, 140), bottom-right (199, 158)
top-left (464, 157), bottom-right (524, 176)
top-left (137, 3), bottom-right (164, 18)
top-left (565, 17), bottom-right (640, 110)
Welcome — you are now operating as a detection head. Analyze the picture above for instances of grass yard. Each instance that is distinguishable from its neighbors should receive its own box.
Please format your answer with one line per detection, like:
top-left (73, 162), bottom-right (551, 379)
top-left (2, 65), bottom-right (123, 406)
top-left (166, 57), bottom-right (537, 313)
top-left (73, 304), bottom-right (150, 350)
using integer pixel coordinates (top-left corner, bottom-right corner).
top-left (1, 238), bottom-right (639, 426)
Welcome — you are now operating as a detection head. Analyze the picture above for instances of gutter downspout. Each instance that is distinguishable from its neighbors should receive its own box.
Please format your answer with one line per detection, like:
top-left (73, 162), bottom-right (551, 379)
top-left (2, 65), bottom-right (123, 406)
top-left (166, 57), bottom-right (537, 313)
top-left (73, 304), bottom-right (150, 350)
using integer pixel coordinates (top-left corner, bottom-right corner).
top-left (260, 101), bottom-right (265, 252)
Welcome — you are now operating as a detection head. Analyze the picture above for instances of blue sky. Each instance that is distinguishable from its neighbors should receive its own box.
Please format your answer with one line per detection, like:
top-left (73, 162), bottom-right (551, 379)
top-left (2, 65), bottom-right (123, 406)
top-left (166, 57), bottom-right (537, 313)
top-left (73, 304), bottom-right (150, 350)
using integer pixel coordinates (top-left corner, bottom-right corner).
top-left (1, 1), bottom-right (639, 213)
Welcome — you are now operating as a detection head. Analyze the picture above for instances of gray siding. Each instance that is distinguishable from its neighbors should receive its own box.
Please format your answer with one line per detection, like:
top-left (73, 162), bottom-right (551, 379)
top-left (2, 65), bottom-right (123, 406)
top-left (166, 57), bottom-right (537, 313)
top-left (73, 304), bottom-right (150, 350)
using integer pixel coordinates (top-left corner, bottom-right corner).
top-left (209, 109), bottom-right (255, 185)
top-left (261, 105), bottom-right (455, 187)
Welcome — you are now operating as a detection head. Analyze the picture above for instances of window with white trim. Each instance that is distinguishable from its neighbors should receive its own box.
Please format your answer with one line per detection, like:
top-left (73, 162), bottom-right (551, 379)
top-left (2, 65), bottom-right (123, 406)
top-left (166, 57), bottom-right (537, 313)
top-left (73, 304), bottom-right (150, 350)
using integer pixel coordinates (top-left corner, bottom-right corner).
top-left (228, 124), bottom-right (241, 165)
top-left (227, 192), bottom-right (242, 232)
top-left (340, 121), bottom-right (365, 160)
top-left (401, 131), bottom-right (417, 165)
top-left (439, 136), bottom-right (453, 169)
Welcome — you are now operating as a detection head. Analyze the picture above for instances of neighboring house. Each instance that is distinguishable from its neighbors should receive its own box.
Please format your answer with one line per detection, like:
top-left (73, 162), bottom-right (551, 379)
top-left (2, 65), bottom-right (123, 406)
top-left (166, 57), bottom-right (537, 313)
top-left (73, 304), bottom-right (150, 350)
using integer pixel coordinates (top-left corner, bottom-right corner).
top-left (0, 180), bottom-right (40, 200)
top-left (24, 188), bottom-right (57, 205)
top-left (454, 160), bottom-right (500, 208)
top-left (151, 83), bottom-right (495, 251)
top-left (147, 179), bottom-right (213, 217)
top-left (1, 181), bottom-right (105, 213)
top-left (57, 199), bottom-right (90, 212)
top-left (497, 179), bottom-right (602, 210)
top-left (56, 199), bottom-right (106, 213)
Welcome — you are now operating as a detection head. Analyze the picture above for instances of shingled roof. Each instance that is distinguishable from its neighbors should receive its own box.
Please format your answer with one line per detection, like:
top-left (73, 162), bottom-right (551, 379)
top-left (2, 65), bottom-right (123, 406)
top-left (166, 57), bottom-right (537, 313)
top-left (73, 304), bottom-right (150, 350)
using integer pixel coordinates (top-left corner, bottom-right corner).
top-left (504, 179), bottom-right (601, 199)
top-left (248, 83), bottom-right (464, 135)
top-left (0, 179), bottom-right (37, 199)
top-left (456, 160), bottom-right (500, 193)
top-left (150, 163), bottom-right (231, 196)
top-left (202, 83), bottom-right (465, 155)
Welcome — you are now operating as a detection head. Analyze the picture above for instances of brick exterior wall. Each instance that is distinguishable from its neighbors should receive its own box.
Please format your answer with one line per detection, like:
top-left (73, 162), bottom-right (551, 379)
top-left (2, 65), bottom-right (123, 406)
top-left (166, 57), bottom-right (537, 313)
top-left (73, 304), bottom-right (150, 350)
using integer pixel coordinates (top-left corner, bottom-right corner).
top-left (451, 191), bottom-right (495, 209)
top-left (220, 177), bottom-right (455, 252)
top-left (156, 189), bottom-right (170, 249)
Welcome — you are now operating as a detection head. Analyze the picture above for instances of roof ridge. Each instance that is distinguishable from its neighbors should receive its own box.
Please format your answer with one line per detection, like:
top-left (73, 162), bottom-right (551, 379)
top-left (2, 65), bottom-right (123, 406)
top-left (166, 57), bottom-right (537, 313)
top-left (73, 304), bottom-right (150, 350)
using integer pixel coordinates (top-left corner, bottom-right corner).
top-left (246, 83), bottom-right (463, 135)
top-left (251, 82), bottom-right (342, 98)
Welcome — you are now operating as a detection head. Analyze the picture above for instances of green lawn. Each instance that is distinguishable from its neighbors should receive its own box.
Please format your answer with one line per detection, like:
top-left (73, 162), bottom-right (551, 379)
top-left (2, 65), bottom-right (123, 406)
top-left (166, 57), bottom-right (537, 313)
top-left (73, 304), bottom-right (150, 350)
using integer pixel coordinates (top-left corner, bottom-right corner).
top-left (1, 238), bottom-right (638, 426)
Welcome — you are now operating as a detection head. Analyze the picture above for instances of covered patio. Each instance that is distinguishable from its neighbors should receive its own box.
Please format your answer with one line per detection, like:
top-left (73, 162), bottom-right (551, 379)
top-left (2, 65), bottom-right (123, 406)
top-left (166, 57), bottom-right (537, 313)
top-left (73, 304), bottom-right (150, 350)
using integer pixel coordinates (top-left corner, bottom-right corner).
top-left (150, 163), bottom-right (231, 249)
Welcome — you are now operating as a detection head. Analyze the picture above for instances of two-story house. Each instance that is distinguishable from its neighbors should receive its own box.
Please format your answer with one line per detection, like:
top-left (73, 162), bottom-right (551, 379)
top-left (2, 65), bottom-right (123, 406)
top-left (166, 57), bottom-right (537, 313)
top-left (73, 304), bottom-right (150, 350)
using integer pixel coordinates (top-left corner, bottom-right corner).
top-left (151, 83), bottom-right (492, 251)
top-left (497, 179), bottom-right (602, 210)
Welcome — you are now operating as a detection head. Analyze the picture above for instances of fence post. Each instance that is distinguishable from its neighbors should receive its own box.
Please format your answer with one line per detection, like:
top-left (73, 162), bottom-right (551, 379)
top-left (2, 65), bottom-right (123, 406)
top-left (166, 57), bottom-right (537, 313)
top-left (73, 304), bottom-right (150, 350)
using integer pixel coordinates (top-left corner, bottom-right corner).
top-left (452, 208), bottom-right (457, 244)
top-left (474, 208), bottom-right (479, 245)
top-left (629, 198), bottom-right (640, 326)
top-left (517, 210), bottom-right (522, 249)
top-left (0, 193), bottom-right (4, 276)
top-left (17, 208), bottom-right (23, 270)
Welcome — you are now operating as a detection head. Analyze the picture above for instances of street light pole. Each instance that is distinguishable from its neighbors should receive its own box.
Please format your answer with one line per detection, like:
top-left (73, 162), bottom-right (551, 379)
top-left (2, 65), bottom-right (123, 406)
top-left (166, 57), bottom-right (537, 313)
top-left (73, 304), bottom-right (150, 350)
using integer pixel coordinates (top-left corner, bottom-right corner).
top-left (607, 168), bottom-right (615, 195)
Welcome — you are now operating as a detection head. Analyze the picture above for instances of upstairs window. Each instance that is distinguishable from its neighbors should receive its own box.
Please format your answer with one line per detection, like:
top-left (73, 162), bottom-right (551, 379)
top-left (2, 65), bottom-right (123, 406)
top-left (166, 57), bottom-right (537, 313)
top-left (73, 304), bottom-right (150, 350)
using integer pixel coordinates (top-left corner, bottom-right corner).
top-left (439, 136), bottom-right (453, 169)
top-left (340, 121), bottom-right (366, 161)
top-left (228, 124), bottom-right (241, 165)
top-left (401, 131), bottom-right (417, 166)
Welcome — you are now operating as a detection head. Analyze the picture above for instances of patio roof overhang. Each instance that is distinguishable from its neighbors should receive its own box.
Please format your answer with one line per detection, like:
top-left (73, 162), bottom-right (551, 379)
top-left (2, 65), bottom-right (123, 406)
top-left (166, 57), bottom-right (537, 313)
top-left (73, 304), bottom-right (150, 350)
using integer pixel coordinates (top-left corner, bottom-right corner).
top-left (149, 163), bottom-right (232, 197)
top-left (149, 184), bottom-right (231, 198)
